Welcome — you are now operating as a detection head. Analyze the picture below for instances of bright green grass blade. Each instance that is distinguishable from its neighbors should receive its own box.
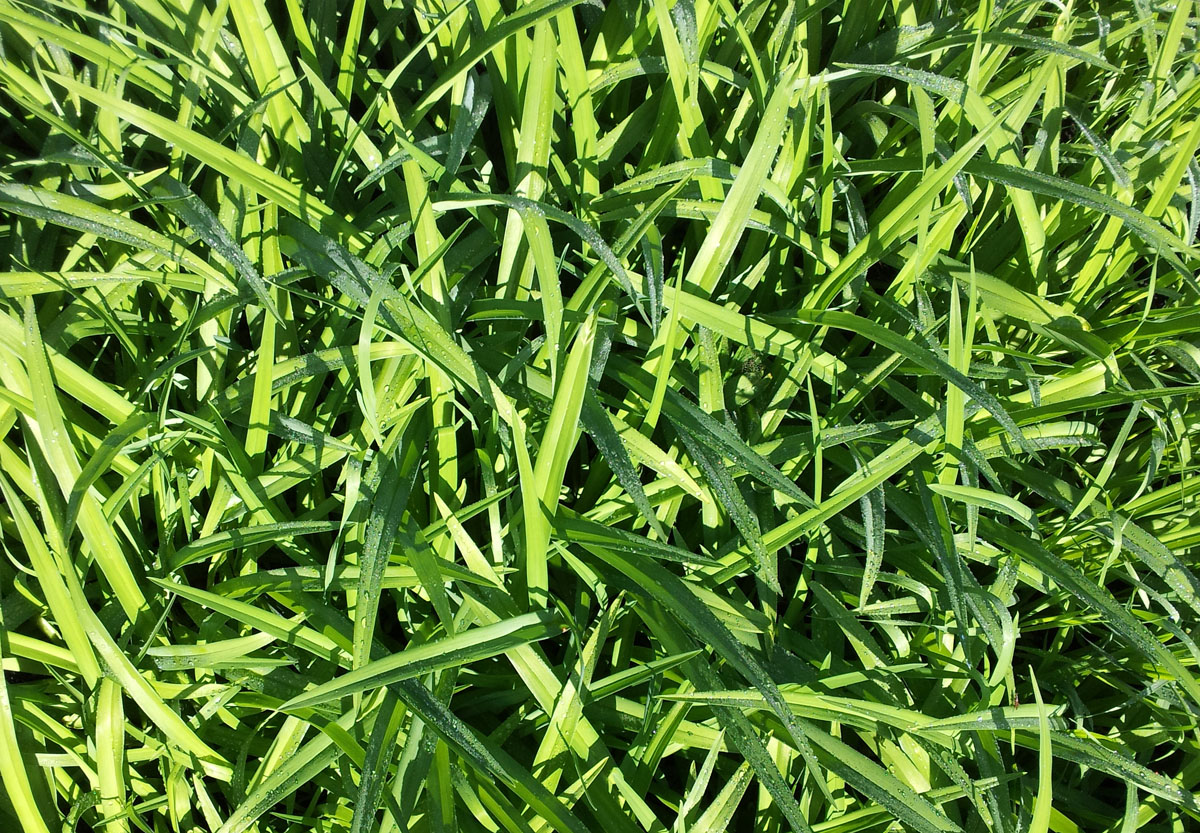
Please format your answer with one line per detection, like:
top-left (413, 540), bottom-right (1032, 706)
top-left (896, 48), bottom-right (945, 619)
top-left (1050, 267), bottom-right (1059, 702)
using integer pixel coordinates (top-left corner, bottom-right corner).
top-left (167, 520), bottom-right (340, 571)
top-left (283, 611), bottom-right (561, 709)
top-left (20, 303), bottom-right (147, 620)
top-left (688, 760), bottom-right (751, 833)
top-left (967, 160), bottom-right (1198, 287)
top-left (804, 722), bottom-right (959, 833)
top-left (392, 678), bottom-right (593, 833)
top-left (94, 678), bottom-right (129, 833)
top-left (354, 432), bottom-right (424, 667)
top-left (0, 608), bottom-right (53, 833)
top-left (927, 483), bottom-right (1036, 530)
top-left (580, 542), bottom-right (826, 813)
top-left (0, 183), bottom-right (228, 289)
top-left (46, 74), bottom-right (357, 242)
top-left (526, 312), bottom-right (596, 607)
top-left (682, 69), bottom-right (798, 295)
top-left (150, 578), bottom-right (348, 665)
top-left (1028, 668), bottom-right (1053, 833)
top-left (217, 709), bottom-right (358, 833)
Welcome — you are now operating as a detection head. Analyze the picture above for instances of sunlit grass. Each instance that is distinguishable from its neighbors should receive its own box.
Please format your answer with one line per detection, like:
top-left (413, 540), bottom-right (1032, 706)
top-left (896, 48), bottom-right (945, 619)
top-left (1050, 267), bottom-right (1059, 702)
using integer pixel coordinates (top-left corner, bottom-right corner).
top-left (1, 0), bottom-right (1199, 832)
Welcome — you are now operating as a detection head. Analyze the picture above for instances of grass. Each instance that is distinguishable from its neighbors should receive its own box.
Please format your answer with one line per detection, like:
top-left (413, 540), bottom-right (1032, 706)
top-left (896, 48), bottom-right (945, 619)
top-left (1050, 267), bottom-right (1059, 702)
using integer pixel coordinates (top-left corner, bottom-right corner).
top-left (0, 0), bottom-right (1199, 831)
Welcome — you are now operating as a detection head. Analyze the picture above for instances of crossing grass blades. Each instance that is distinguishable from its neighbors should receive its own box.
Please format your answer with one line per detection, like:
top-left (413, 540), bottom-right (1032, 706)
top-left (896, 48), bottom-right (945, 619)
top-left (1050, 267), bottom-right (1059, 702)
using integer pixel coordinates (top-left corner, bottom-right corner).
top-left (1, 0), bottom-right (1200, 831)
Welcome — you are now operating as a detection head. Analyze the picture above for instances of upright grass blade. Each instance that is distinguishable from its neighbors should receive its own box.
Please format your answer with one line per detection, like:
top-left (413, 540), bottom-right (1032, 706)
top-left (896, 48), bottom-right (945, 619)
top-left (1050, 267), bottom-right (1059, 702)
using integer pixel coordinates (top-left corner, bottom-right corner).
top-left (0, 607), bottom-right (53, 833)
top-left (525, 313), bottom-right (596, 607)
top-left (353, 431), bottom-right (424, 668)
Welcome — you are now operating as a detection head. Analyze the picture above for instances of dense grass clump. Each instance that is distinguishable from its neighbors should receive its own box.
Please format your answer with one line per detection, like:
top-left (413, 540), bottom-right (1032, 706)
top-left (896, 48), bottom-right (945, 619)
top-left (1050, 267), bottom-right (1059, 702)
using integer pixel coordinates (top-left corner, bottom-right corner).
top-left (2, 0), bottom-right (1200, 831)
